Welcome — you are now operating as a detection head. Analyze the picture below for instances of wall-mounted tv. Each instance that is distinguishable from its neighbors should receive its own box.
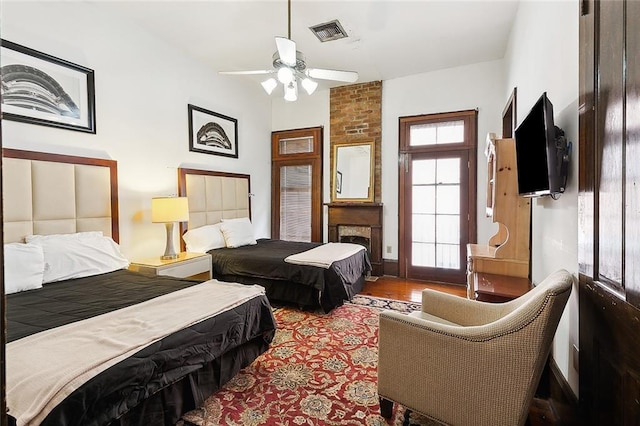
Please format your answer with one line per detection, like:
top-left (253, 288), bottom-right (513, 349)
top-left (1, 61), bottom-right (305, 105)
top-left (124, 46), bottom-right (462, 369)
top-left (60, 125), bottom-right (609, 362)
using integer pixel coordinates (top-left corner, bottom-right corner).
top-left (514, 92), bottom-right (570, 198)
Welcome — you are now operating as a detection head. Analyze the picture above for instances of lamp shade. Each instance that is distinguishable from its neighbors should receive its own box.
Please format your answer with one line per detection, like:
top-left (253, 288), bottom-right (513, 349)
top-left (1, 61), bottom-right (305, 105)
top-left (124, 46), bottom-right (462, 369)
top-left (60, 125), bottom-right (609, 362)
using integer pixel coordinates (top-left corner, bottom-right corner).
top-left (151, 197), bottom-right (189, 223)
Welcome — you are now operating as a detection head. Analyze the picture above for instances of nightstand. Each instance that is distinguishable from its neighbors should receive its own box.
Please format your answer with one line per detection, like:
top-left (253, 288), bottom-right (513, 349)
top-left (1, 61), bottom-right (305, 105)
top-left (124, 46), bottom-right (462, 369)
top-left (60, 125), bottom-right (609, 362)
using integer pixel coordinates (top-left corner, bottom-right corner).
top-left (129, 252), bottom-right (212, 281)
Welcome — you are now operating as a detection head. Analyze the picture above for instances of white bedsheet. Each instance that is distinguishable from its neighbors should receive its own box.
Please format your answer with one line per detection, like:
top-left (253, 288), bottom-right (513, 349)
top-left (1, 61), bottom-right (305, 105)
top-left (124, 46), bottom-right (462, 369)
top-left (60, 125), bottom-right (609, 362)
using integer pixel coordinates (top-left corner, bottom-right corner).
top-left (6, 279), bottom-right (264, 426)
top-left (284, 242), bottom-right (365, 269)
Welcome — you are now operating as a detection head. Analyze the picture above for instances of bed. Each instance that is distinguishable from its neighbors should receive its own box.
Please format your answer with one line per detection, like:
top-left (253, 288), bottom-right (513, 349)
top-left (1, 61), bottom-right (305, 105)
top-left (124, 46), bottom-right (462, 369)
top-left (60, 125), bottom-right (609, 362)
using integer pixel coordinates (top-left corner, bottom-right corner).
top-left (3, 149), bottom-right (276, 426)
top-left (177, 167), bottom-right (371, 312)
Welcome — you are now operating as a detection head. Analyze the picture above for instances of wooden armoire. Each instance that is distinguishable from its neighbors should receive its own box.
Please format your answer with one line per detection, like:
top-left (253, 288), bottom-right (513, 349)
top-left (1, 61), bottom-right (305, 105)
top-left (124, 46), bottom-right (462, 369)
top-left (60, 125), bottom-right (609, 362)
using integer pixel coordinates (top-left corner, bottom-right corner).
top-left (579, 0), bottom-right (640, 423)
top-left (466, 134), bottom-right (531, 300)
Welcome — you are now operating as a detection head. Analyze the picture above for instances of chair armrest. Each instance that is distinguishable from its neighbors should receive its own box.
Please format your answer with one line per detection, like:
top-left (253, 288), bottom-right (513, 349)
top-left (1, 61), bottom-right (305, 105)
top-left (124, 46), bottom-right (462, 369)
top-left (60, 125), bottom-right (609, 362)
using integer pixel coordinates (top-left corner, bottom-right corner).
top-left (421, 288), bottom-right (512, 326)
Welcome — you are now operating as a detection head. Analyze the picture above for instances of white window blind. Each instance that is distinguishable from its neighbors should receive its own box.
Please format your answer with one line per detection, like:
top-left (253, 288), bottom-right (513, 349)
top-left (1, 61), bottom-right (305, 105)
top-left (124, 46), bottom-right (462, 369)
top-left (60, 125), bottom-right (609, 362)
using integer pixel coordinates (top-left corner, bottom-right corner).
top-left (279, 164), bottom-right (312, 241)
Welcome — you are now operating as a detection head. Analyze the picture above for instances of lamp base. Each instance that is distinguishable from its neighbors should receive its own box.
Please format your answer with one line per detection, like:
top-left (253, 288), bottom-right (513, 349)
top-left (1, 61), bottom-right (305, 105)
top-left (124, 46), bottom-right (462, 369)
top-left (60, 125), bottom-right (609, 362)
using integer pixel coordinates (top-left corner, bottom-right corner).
top-left (161, 222), bottom-right (179, 261)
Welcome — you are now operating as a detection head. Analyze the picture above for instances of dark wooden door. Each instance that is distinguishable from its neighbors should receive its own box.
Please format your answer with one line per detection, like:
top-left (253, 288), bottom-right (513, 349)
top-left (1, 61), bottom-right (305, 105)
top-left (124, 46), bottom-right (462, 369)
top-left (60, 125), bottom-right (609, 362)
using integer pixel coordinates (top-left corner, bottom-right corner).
top-left (271, 127), bottom-right (323, 242)
top-left (579, 0), bottom-right (640, 423)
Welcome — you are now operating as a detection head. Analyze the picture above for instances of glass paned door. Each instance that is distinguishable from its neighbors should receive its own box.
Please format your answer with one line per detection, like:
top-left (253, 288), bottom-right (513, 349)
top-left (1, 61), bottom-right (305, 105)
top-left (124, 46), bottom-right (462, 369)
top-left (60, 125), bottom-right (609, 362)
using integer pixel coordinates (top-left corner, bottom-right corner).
top-left (412, 157), bottom-right (461, 269)
top-left (405, 151), bottom-right (469, 283)
top-left (399, 109), bottom-right (477, 284)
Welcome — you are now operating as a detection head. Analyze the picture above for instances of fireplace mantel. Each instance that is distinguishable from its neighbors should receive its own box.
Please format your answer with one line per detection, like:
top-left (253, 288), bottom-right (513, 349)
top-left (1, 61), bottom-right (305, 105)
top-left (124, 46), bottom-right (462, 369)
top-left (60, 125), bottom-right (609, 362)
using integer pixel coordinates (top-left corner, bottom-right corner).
top-left (326, 203), bottom-right (383, 276)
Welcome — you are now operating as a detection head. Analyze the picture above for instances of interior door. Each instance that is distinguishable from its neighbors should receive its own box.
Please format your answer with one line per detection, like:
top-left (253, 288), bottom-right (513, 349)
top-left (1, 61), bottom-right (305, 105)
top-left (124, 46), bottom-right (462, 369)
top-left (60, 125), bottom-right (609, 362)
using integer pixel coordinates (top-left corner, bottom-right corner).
top-left (399, 110), bottom-right (477, 284)
top-left (271, 127), bottom-right (322, 242)
top-left (579, 0), bottom-right (640, 423)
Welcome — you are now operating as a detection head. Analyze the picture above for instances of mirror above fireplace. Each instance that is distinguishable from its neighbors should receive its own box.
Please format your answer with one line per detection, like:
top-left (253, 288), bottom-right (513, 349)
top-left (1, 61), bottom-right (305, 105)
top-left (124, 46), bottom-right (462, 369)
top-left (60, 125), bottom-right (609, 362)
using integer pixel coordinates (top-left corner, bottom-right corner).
top-left (332, 141), bottom-right (375, 203)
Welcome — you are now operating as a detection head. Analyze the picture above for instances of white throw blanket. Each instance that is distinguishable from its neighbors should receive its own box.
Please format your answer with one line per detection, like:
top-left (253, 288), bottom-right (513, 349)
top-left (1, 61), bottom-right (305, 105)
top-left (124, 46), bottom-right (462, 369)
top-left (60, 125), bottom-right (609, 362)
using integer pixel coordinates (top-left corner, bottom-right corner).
top-left (284, 242), bottom-right (365, 269)
top-left (6, 280), bottom-right (264, 426)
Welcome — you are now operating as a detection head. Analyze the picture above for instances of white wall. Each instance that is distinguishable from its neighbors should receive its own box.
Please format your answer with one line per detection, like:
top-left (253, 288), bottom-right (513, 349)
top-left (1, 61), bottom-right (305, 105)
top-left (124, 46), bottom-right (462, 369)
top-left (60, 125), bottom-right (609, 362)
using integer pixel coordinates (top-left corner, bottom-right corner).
top-left (503, 0), bottom-right (579, 395)
top-left (1, 1), bottom-right (272, 260)
top-left (381, 60), bottom-right (505, 259)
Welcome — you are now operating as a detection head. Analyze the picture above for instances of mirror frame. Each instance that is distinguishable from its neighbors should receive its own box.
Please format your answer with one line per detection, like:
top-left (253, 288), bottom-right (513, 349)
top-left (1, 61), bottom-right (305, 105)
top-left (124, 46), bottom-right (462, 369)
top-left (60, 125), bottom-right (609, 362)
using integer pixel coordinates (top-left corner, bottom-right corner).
top-left (331, 140), bottom-right (375, 203)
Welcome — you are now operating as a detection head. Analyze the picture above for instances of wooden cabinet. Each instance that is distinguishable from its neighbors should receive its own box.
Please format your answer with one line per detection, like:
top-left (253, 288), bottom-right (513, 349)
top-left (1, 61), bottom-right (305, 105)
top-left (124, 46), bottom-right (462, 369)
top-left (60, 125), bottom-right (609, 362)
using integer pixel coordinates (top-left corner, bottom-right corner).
top-left (473, 272), bottom-right (531, 303)
top-left (467, 135), bottom-right (531, 299)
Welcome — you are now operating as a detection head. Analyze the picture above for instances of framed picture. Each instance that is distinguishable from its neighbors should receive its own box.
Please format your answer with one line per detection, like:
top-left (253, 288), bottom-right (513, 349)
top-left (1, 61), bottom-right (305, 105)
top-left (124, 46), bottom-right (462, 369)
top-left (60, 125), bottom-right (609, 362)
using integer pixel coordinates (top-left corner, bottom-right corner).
top-left (188, 104), bottom-right (238, 158)
top-left (0, 40), bottom-right (96, 133)
top-left (336, 170), bottom-right (343, 194)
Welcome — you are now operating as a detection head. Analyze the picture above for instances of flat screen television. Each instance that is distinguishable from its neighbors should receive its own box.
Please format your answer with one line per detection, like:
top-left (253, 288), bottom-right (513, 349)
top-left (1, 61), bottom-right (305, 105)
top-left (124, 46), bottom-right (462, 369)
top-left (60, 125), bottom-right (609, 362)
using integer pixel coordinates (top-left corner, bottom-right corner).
top-left (514, 92), bottom-right (569, 197)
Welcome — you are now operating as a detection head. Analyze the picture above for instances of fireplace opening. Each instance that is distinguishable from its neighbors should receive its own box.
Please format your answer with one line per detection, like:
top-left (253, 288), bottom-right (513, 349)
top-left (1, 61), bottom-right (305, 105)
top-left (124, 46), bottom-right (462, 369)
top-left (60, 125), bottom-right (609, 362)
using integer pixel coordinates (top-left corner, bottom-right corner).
top-left (340, 235), bottom-right (371, 253)
top-left (338, 225), bottom-right (372, 256)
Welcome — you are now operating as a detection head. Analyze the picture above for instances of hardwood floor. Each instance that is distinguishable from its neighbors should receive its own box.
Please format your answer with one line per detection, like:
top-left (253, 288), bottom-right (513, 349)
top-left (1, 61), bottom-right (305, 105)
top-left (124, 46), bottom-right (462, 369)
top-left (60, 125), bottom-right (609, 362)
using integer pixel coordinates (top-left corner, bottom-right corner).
top-left (362, 275), bottom-right (467, 302)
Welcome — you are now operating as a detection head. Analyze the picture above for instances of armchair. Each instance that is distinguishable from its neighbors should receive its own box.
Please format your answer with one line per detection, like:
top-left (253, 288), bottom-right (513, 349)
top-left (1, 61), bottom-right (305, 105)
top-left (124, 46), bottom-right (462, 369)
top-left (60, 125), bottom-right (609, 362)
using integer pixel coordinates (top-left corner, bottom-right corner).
top-left (377, 269), bottom-right (573, 426)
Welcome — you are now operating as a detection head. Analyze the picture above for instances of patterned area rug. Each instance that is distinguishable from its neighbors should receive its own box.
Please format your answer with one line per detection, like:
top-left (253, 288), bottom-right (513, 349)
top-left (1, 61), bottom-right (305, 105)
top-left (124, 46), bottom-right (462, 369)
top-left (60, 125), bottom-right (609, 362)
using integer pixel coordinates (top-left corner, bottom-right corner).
top-left (178, 296), bottom-right (440, 426)
top-left (348, 294), bottom-right (422, 313)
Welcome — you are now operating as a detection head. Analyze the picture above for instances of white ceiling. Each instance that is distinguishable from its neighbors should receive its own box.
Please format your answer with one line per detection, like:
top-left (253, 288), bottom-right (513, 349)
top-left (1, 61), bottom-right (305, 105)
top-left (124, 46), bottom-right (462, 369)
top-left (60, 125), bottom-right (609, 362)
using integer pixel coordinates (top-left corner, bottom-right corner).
top-left (95, 0), bottom-right (520, 90)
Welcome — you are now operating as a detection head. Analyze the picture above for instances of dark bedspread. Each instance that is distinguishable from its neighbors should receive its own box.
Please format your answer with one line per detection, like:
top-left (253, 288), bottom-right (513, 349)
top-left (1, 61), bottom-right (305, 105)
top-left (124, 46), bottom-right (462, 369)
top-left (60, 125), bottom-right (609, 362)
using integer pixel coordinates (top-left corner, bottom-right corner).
top-left (209, 239), bottom-right (371, 311)
top-left (6, 270), bottom-right (276, 426)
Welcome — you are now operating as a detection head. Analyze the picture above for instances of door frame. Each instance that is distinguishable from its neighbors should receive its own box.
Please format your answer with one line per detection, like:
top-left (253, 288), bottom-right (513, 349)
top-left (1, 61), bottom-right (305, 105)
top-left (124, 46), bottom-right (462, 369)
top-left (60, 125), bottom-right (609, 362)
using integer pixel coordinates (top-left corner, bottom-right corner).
top-left (398, 110), bottom-right (477, 281)
top-left (271, 126), bottom-right (323, 242)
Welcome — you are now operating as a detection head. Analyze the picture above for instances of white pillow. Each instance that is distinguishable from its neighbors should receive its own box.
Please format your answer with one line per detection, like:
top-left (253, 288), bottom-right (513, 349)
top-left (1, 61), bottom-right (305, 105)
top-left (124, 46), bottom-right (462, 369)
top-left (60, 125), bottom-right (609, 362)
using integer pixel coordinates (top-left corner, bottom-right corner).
top-left (4, 243), bottom-right (45, 294)
top-left (26, 233), bottom-right (130, 284)
top-left (26, 231), bottom-right (104, 242)
top-left (220, 217), bottom-right (257, 248)
top-left (182, 223), bottom-right (226, 253)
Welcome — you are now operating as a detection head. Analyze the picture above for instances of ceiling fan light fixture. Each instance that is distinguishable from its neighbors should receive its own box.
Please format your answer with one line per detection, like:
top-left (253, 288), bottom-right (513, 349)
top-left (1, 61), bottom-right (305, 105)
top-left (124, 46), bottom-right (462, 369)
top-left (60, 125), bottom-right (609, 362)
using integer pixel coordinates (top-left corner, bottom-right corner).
top-left (301, 78), bottom-right (318, 95)
top-left (277, 67), bottom-right (294, 84)
top-left (218, 0), bottom-right (358, 102)
top-left (261, 78), bottom-right (278, 95)
top-left (284, 80), bottom-right (298, 102)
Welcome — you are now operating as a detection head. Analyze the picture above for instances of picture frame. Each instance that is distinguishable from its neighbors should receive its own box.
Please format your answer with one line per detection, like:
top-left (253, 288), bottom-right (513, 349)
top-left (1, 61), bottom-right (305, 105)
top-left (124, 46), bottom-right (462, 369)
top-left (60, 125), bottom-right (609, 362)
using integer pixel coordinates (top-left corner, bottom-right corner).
top-left (336, 170), bottom-right (343, 194)
top-left (0, 39), bottom-right (96, 133)
top-left (188, 104), bottom-right (238, 158)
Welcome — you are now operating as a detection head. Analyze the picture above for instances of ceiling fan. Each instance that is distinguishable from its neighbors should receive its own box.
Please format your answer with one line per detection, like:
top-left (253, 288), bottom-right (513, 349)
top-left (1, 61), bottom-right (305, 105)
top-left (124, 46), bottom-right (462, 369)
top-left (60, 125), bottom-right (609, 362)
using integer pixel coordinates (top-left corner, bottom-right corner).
top-left (219, 0), bottom-right (358, 101)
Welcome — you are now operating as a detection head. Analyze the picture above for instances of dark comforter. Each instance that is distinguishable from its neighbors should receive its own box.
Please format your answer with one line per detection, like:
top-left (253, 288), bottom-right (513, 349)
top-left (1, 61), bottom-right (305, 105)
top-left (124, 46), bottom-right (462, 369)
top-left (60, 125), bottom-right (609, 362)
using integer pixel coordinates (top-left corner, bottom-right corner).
top-left (209, 239), bottom-right (371, 312)
top-left (6, 269), bottom-right (276, 426)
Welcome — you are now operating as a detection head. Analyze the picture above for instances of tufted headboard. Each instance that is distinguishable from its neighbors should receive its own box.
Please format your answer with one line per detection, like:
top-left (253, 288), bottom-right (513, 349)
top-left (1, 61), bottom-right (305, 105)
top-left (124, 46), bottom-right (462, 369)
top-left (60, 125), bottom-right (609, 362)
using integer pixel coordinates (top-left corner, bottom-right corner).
top-left (177, 167), bottom-right (251, 246)
top-left (2, 148), bottom-right (119, 244)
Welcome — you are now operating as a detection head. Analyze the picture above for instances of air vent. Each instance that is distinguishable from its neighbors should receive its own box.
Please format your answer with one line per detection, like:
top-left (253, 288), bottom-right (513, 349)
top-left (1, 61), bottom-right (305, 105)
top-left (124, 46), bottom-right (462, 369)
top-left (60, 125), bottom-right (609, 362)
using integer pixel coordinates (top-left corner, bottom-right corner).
top-left (309, 20), bottom-right (348, 42)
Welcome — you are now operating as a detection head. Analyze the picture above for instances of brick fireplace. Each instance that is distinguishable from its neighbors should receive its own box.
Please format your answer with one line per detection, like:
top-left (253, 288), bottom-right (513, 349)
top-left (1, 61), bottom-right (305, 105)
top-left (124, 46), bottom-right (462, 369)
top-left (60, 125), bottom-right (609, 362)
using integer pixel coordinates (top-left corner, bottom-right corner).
top-left (328, 81), bottom-right (383, 276)
top-left (329, 81), bottom-right (382, 203)
top-left (327, 203), bottom-right (383, 276)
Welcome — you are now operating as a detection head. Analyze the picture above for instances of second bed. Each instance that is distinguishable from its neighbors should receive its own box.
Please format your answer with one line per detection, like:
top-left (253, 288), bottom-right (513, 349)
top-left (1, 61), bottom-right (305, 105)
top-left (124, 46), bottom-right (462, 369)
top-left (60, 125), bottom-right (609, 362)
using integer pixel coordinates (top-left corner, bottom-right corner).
top-left (178, 167), bottom-right (371, 312)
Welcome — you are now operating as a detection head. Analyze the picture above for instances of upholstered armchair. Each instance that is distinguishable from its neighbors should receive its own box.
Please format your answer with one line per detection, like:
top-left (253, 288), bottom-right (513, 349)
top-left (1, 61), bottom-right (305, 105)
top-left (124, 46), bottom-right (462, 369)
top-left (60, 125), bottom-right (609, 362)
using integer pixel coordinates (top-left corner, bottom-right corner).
top-left (377, 269), bottom-right (573, 426)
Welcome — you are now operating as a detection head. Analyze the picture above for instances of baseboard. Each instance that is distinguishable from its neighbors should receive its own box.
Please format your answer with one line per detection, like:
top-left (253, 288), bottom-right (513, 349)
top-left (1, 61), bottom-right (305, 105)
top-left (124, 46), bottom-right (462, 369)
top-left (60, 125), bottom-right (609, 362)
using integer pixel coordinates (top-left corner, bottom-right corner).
top-left (530, 357), bottom-right (579, 425)
top-left (382, 259), bottom-right (398, 276)
top-left (548, 357), bottom-right (579, 424)
top-left (549, 357), bottom-right (578, 406)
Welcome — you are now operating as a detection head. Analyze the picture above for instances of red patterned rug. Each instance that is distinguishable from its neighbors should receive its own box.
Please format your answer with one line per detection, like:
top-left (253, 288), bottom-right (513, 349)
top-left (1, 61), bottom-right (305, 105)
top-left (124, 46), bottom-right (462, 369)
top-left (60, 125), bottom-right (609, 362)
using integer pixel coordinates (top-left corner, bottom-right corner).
top-left (178, 297), bottom-right (440, 426)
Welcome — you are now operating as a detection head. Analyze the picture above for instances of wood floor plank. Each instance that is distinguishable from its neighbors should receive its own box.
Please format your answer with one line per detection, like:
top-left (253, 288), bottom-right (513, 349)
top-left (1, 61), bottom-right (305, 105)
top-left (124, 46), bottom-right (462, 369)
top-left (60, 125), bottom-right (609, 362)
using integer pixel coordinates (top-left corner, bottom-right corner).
top-left (361, 276), bottom-right (467, 302)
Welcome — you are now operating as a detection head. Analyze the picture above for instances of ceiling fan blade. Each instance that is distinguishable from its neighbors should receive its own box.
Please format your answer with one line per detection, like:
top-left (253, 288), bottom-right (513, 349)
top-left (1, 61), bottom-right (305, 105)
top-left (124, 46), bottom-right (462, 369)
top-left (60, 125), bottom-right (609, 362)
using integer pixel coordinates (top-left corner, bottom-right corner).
top-left (306, 68), bottom-right (359, 83)
top-left (275, 37), bottom-right (297, 67)
top-left (219, 70), bottom-right (275, 75)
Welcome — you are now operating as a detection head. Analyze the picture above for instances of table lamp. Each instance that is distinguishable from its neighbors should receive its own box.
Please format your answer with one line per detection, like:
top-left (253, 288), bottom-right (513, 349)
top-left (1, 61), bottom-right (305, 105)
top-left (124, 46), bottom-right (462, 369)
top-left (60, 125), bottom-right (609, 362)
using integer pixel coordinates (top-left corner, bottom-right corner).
top-left (151, 196), bottom-right (189, 260)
